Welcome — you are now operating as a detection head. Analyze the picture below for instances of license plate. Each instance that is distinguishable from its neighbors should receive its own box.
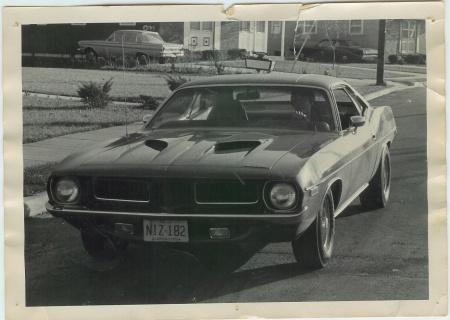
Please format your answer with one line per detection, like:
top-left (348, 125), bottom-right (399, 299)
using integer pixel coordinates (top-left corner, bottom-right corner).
top-left (143, 219), bottom-right (189, 242)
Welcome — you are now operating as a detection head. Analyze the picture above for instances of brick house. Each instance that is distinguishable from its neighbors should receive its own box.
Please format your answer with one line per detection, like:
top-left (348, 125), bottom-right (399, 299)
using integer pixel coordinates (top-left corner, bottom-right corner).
top-left (183, 21), bottom-right (269, 53)
top-left (22, 20), bottom-right (425, 60)
top-left (183, 19), bottom-right (426, 59)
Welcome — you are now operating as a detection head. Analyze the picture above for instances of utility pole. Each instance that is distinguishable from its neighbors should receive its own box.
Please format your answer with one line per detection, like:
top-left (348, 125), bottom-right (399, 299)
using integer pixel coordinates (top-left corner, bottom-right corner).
top-left (376, 19), bottom-right (386, 85)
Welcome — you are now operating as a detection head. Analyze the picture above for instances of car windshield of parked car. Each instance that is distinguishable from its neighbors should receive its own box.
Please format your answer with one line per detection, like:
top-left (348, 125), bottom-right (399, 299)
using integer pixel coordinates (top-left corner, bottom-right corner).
top-left (145, 86), bottom-right (335, 131)
top-left (143, 33), bottom-right (165, 44)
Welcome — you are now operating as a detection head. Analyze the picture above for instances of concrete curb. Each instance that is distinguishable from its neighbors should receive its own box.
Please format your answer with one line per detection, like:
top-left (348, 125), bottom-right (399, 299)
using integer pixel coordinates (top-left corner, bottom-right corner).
top-left (23, 92), bottom-right (142, 106)
top-left (24, 192), bottom-right (52, 218)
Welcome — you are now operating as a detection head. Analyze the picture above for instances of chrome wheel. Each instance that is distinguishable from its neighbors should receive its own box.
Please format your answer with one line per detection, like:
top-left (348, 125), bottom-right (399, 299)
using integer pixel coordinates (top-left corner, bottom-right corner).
top-left (292, 189), bottom-right (335, 268)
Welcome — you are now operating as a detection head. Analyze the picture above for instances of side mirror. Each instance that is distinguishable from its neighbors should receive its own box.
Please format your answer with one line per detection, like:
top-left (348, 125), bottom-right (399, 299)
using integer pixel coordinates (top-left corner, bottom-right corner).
top-left (143, 114), bottom-right (153, 124)
top-left (350, 115), bottom-right (365, 128)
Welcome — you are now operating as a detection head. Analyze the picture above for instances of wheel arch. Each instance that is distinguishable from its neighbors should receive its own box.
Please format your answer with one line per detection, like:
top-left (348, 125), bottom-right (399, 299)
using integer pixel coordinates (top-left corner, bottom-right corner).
top-left (84, 47), bottom-right (97, 55)
top-left (329, 179), bottom-right (342, 209)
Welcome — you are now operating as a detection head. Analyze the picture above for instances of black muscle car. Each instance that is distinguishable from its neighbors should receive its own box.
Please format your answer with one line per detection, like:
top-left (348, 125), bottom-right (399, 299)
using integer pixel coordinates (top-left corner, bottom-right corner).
top-left (46, 73), bottom-right (396, 268)
top-left (290, 39), bottom-right (378, 63)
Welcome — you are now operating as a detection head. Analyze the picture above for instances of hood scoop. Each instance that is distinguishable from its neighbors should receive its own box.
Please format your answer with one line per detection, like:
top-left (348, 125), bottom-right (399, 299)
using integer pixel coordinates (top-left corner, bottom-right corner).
top-left (145, 139), bottom-right (168, 152)
top-left (213, 140), bottom-right (261, 154)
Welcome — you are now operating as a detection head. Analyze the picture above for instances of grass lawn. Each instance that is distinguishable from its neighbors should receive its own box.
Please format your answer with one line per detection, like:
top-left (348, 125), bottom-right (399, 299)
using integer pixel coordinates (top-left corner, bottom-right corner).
top-left (23, 95), bottom-right (153, 143)
top-left (24, 162), bottom-right (58, 197)
top-left (22, 67), bottom-right (206, 100)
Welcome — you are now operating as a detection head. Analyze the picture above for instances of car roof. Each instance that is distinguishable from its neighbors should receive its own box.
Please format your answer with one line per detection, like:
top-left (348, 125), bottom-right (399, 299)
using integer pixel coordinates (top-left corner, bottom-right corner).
top-left (178, 73), bottom-right (348, 91)
top-left (115, 30), bottom-right (158, 35)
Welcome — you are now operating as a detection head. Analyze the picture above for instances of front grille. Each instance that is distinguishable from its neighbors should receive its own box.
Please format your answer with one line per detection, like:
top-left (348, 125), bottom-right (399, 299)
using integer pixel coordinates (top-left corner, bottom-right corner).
top-left (195, 182), bottom-right (258, 204)
top-left (94, 178), bottom-right (150, 202)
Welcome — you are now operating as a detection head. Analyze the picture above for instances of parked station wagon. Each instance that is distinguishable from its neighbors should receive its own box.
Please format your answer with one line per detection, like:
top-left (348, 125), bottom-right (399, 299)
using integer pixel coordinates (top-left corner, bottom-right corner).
top-left (78, 30), bottom-right (184, 64)
top-left (46, 73), bottom-right (396, 268)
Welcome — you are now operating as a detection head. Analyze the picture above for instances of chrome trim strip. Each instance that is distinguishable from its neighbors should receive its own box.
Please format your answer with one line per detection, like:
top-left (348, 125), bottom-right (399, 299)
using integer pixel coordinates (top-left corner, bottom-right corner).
top-left (334, 183), bottom-right (368, 218)
top-left (46, 202), bottom-right (307, 224)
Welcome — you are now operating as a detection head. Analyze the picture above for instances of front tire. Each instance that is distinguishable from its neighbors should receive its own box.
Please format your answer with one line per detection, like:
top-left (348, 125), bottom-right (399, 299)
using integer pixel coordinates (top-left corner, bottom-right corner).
top-left (292, 189), bottom-right (335, 268)
top-left (85, 48), bottom-right (98, 62)
top-left (81, 231), bottom-right (128, 259)
top-left (360, 145), bottom-right (391, 210)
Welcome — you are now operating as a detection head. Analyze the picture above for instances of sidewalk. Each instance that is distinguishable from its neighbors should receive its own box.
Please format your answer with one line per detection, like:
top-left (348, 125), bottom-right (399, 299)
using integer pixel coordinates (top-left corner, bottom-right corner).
top-left (23, 78), bottom-right (416, 217)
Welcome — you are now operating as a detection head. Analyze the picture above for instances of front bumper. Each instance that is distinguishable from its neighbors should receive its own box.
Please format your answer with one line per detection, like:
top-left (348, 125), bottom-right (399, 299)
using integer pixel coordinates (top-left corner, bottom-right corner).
top-left (46, 202), bottom-right (312, 244)
top-left (161, 52), bottom-right (184, 58)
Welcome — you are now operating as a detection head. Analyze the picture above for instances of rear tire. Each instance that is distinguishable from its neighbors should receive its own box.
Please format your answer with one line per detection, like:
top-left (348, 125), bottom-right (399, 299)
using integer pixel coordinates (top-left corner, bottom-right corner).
top-left (292, 189), bottom-right (335, 268)
top-left (81, 231), bottom-right (128, 259)
top-left (137, 53), bottom-right (149, 65)
top-left (360, 145), bottom-right (391, 210)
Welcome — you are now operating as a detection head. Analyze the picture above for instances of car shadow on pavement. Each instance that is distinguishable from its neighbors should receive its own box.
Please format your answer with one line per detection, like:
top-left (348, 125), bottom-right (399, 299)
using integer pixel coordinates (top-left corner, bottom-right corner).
top-left (26, 218), bottom-right (328, 306)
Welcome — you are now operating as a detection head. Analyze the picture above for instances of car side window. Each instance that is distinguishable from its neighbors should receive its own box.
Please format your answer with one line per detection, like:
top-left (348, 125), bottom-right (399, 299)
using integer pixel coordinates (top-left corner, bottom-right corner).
top-left (124, 33), bottom-right (136, 43)
top-left (333, 88), bottom-right (362, 130)
top-left (114, 32), bottom-right (125, 42)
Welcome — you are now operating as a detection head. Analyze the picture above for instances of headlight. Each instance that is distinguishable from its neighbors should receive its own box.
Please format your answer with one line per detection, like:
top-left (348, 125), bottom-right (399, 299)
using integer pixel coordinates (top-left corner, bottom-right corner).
top-left (269, 183), bottom-right (297, 210)
top-left (54, 177), bottom-right (79, 203)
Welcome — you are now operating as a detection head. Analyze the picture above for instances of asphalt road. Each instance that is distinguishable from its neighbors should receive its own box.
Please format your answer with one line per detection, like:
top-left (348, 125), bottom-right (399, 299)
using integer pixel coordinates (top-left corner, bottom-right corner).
top-left (24, 87), bottom-right (428, 306)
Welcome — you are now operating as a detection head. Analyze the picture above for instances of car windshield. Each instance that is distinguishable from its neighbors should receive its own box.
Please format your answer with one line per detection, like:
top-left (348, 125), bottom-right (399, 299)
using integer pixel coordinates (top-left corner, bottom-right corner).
top-left (142, 33), bottom-right (165, 44)
top-left (145, 86), bottom-right (335, 131)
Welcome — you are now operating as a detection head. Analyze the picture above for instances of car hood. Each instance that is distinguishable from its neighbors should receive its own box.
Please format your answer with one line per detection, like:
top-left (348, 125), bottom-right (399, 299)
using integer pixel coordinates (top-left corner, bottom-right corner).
top-left (63, 129), bottom-right (335, 172)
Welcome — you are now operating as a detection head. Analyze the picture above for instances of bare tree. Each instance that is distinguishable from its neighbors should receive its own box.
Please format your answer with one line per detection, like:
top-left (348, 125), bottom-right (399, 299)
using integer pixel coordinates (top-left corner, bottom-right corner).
top-left (323, 20), bottom-right (348, 69)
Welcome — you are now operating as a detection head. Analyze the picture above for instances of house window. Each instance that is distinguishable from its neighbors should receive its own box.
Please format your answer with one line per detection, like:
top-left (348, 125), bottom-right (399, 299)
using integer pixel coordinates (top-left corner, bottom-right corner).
top-left (349, 20), bottom-right (363, 35)
top-left (119, 22), bottom-right (136, 26)
top-left (256, 21), bottom-right (265, 32)
top-left (239, 22), bottom-right (250, 32)
top-left (190, 22), bottom-right (201, 30)
top-left (202, 22), bottom-right (213, 31)
top-left (302, 21), bottom-right (317, 34)
top-left (271, 21), bottom-right (281, 34)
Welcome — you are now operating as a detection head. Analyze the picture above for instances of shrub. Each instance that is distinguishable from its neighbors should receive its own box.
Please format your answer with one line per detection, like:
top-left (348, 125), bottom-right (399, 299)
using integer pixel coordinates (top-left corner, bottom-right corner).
top-left (164, 74), bottom-right (191, 91)
top-left (388, 55), bottom-right (399, 64)
top-left (213, 58), bottom-right (226, 75)
top-left (201, 50), bottom-right (220, 61)
top-left (403, 54), bottom-right (426, 65)
top-left (227, 49), bottom-right (247, 60)
top-left (77, 78), bottom-right (113, 108)
top-left (137, 95), bottom-right (160, 110)
top-left (397, 57), bottom-right (405, 65)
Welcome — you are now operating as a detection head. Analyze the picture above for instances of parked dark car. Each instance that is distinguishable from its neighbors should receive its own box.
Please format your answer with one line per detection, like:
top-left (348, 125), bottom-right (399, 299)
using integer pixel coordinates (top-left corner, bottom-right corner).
top-left (290, 39), bottom-right (378, 63)
top-left (78, 30), bottom-right (184, 64)
top-left (46, 74), bottom-right (396, 268)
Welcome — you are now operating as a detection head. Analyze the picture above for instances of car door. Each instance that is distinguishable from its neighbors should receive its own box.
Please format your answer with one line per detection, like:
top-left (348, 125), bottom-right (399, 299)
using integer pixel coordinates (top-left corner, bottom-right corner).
top-left (123, 32), bottom-right (138, 57)
top-left (108, 31), bottom-right (125, 57)
top-left (332, 85), bottom-right (378, 197)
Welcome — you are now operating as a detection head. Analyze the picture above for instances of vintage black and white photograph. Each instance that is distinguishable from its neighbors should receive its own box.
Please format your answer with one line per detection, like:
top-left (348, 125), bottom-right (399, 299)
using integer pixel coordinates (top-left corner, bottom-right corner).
top-left (3, 2), bottom-right (446, 319)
